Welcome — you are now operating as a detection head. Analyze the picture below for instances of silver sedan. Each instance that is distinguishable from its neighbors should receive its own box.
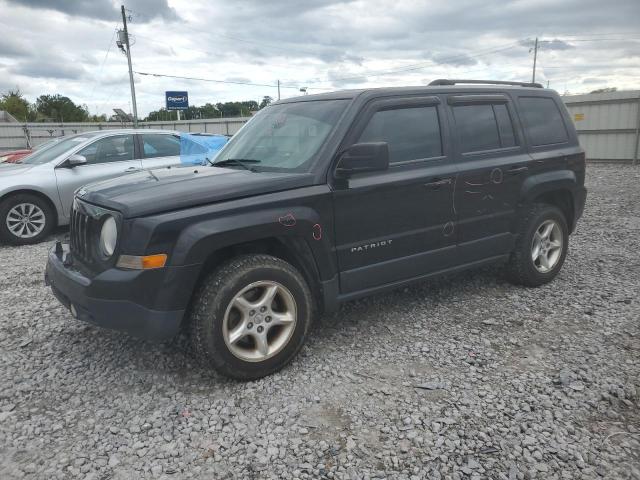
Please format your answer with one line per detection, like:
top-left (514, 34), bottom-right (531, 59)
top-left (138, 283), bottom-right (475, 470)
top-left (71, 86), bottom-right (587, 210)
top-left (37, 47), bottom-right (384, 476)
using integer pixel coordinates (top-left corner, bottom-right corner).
top-left (0, 129), bottom-right (184, 245)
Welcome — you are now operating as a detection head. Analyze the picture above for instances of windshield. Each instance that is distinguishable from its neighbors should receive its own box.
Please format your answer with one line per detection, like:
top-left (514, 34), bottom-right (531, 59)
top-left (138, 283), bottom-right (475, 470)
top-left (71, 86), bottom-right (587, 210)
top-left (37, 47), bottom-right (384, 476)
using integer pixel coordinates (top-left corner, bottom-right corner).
top-left (213, 99), bottom-right (348, 172)
top-left (20, 134), bottom-right (100, 165)
top-left (31, 138), bottom-right (59, 152)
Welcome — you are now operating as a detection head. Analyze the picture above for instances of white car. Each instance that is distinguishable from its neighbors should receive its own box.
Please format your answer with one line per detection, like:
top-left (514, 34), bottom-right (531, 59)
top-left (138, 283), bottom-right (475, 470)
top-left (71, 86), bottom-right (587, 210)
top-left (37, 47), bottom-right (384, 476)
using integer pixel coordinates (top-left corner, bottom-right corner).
top-left (0, 129), bottom-right (185, 245)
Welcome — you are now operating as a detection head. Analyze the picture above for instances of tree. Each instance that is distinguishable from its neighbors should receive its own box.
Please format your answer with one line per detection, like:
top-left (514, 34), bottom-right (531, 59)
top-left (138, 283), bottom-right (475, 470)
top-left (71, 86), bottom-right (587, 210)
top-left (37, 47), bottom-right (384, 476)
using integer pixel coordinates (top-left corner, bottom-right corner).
top-left (35, 94), bottom-right (90, 122)
top-left (0, 89), bottom-right (32, 122)
top-left (590, 87), bottom-right (617, 94)
top-left (88, 114), bottom-right (107, 122)
top-left (259, 96), bottom-right (273, 109)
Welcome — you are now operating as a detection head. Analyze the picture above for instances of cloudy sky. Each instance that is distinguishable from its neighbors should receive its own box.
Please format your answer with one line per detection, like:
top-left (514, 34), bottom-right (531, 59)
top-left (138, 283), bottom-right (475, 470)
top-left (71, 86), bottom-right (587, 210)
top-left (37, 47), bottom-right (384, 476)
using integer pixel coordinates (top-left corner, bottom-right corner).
top-left (0, 0), bottom-right (638, 117)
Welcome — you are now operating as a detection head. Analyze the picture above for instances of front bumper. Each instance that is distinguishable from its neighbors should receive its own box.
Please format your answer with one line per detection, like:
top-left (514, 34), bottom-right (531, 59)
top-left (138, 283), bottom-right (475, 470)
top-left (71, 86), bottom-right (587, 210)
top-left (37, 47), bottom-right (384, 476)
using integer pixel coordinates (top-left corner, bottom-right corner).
top-left (45, 243), bottom-right (196, 341)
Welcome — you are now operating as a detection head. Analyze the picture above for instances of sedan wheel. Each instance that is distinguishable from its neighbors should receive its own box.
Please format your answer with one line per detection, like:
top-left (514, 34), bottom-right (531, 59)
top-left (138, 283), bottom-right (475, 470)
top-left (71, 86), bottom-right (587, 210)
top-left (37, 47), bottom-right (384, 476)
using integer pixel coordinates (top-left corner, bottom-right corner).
top-left (6, 203), bottom-right (46, 239)
top-left (0, 194), bottom-right (54, 245)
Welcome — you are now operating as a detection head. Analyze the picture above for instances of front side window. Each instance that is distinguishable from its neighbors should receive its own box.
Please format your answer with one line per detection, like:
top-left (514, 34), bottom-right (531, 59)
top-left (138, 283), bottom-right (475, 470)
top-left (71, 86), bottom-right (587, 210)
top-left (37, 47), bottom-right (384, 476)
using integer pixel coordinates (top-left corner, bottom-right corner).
top-left (357, 106), bottom-right (442, 164)
top-left (213, 99), bottom-right (348, 172)
top-left (142, 134), bottom-right (181, 158)
top-left (453, 103), bottom-right (519, 153)
top-left (518, 96), bottom-right (569, 146)
top-left (78, 135), bottom-right (135, 164)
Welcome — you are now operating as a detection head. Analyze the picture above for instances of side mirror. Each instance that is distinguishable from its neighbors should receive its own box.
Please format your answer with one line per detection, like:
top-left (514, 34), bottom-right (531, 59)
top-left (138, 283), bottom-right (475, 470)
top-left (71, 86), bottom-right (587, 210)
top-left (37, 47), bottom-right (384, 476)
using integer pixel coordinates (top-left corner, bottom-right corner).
top-left (63, 154), bottom-right (87, 168)
top-left (336, 142), bottom-right (389, 177)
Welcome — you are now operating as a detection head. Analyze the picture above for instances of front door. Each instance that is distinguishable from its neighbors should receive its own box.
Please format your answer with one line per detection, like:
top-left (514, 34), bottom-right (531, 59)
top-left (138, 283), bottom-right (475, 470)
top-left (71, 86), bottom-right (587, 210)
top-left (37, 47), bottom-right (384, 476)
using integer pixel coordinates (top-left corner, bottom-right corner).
top-left (332, 96), bottom-right (458, 294)
top-left (447, 94), bottom-right (530, 263)
top-left (54, 133), bottom-right (142, 217)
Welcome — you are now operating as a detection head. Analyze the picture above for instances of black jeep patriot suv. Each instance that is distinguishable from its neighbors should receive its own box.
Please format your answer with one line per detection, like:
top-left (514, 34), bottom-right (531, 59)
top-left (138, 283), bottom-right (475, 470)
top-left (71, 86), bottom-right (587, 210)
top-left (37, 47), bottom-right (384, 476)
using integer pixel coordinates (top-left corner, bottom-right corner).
top-left (46, 79), bottom-right (586, 379)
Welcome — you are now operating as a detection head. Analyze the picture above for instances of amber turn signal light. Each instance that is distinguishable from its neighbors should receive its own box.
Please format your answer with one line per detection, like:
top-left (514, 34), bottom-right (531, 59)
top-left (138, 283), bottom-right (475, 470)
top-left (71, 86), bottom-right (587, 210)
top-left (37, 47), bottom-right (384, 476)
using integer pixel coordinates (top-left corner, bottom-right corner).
top-left (116, 254), bottom-right (167, 270)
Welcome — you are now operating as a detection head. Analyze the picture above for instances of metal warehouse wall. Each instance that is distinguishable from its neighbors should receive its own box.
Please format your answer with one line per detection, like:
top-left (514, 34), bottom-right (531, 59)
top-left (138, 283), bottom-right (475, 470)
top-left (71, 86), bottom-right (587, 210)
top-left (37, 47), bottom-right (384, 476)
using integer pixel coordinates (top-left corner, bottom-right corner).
top-left (562, 90), bottom-right (640, 164)
top-left (0, 117), bottom-right (251, 152)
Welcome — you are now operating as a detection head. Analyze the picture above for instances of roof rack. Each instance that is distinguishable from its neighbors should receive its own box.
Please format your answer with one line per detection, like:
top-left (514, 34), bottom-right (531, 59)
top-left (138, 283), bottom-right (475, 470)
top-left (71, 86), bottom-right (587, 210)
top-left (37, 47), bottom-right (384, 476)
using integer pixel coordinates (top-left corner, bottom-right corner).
top-left (429, 79), bottom-right (544, 88)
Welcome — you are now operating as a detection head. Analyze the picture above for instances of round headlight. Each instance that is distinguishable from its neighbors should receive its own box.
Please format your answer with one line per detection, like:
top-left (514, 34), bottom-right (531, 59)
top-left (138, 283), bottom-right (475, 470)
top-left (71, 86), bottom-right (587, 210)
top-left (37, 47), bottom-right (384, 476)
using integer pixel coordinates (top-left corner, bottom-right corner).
top-left (99, 216), bottom-right (118, 258)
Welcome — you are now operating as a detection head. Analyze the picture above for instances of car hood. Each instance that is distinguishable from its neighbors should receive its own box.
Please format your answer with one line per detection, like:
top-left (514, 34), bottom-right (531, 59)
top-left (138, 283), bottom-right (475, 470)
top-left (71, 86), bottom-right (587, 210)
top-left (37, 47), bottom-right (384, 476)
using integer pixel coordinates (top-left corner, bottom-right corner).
top-left (0, 162), bottom-right (34, 176)
top-left (81, 165), bottom-right (316, 218)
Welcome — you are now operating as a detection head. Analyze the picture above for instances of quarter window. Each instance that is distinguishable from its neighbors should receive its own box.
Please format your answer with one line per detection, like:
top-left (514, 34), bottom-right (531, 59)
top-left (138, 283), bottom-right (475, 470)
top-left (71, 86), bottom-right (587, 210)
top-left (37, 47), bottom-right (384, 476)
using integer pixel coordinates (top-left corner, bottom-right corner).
top-left (77, 135), bottom-right (135, 164)
top-left (142, 134), bottom-right (181, 158)
top-left (357, 106), bottom-right (442, 163)
top-left (518, 97), bottom-right (569, 146)
top-left (493, 104), bottom-right (517, 148)
top-left (453, 103), bottom-right (518, 153)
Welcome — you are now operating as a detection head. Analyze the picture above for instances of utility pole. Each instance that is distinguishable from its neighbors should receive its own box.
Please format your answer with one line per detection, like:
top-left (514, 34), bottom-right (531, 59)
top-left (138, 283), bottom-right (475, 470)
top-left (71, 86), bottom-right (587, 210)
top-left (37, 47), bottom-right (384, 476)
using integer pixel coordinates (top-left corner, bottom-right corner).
top-left (277, 80), bottom-right (281, 101)
top-left (531, 37), bottom-right (539, 84)
top-left (120, 5), bottom-right (138, 127)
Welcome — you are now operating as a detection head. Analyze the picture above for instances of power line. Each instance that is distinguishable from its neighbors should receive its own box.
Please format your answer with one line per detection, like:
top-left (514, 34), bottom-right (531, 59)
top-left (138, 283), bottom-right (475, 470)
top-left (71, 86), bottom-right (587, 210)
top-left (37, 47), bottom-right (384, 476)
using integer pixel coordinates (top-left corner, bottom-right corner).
top-left (87, 26), bottom-right (119, 109)
top-left (133, 71), bottom-right (331, 90)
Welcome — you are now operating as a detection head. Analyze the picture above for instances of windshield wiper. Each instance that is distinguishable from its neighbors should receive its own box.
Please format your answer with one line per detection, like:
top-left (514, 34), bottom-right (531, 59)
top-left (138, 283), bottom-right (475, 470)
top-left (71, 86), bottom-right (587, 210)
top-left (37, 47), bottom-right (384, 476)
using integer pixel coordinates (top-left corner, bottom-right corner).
top-left (212, 158), bottom-right (261, 171)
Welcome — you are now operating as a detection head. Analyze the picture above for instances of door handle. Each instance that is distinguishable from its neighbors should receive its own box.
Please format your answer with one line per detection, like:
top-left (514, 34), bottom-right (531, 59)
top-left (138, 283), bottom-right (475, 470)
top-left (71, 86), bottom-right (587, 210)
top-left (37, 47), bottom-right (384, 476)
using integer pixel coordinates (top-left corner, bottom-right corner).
top-left (124, 167), bottom-right (140, 172)
top-left (507, 166), bottom-right (528, 175)
top-left (424, 178), bottom-right (452, 189)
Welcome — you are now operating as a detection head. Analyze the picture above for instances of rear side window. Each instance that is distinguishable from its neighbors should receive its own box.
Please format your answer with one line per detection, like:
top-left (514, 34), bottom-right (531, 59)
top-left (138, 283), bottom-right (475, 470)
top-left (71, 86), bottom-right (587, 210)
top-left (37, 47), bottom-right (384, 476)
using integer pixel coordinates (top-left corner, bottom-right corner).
top-left (518, 97), bottom-right (568, 146)
top-left (357, 106), bottom-right (442, 163)
top-left (141, 134), bottom-right (181, 158)
top-left (452, 103), bottom-right (517, 153)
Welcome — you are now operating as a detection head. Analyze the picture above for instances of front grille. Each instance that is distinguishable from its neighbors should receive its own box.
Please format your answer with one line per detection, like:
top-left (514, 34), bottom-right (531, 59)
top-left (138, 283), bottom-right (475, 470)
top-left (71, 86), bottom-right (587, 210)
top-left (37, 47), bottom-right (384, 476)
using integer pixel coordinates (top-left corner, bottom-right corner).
top-left (69, 202), bottom-right (95, 264)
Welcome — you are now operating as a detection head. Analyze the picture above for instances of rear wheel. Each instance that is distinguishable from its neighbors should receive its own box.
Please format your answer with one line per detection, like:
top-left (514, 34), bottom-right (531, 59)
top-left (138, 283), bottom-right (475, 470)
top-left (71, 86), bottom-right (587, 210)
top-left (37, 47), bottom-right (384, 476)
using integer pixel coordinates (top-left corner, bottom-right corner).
top-left (506, 203), bottom-right (569, 287)
top-left (0, 193), bottom-right (54, 245)
top-left (189, 254), bottom-right (314, 380)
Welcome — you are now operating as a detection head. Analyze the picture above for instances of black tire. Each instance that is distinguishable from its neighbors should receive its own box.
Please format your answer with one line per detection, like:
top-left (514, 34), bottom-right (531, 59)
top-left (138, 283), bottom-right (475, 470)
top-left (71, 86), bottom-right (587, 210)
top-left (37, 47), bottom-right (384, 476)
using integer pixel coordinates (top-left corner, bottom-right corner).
top-left (506, 203), bottom-right (569, 287)
top-left (189, 254), bottom-right (314, 380)
top-left (0, 193), bottom-right (55, 245)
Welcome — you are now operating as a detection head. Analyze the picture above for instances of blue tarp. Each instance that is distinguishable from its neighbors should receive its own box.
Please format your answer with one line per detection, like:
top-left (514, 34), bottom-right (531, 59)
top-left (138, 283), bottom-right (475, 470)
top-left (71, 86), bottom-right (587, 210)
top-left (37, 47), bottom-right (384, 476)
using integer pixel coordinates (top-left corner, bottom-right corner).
top-left (179, 133), bottom-right (228, 165)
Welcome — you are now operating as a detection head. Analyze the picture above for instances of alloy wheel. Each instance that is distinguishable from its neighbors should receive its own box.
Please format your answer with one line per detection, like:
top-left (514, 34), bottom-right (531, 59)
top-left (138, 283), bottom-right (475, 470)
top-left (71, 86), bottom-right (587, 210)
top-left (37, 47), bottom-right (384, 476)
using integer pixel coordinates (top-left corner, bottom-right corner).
top-left (6, 203), bottom-right (46, 239)
top-left (531, 219), bottom-right (563, 273)
top-left (222, 281), bottom-right (297, 362)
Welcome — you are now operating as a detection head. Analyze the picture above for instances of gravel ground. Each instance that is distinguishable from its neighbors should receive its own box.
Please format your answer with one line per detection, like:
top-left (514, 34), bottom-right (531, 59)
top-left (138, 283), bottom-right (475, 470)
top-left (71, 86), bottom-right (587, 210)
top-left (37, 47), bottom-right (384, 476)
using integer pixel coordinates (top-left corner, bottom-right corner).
top-left (0, 163), bottom-right (639, 480)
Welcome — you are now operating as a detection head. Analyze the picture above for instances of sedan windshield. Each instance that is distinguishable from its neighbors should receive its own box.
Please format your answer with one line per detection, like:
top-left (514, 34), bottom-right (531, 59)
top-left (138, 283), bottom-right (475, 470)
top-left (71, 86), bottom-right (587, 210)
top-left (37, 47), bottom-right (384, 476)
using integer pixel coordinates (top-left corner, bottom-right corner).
top-left (20, 134), bottom-right (100, 165)
top-left (213, 99), bottom-right (348, 172)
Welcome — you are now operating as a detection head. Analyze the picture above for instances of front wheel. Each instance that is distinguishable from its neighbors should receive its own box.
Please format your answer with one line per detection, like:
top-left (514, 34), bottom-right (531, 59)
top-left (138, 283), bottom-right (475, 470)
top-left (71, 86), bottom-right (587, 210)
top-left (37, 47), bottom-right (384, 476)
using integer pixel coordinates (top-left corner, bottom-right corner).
top-left (189, 254), bottom-right (314, 380)
top-left (506, 203), bottom-right (569, 287)
top-left (0, 193), bottom-right (54, 245)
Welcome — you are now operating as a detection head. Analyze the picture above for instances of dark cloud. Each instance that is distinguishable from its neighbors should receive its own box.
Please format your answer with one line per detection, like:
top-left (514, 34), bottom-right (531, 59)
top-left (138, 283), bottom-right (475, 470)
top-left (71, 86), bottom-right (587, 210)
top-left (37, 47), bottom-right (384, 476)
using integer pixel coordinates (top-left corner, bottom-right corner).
top-left (12, 59), bottom-right (85, 79)
top-left (519, 38), bottom-right (574, 51)
top-left (5, 0), bottom-right (179, 22)
top-left (581, 77), bottom-right (604, 84)
top-left (126, 0), bottom-right (179, 22)
top-left (0, 37), bottom-right (34, 58)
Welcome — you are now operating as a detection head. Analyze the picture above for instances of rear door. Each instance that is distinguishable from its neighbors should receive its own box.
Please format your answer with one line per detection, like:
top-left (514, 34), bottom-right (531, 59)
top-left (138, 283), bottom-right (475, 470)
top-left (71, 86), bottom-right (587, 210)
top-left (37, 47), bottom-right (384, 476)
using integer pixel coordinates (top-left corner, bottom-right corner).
top-left (139, 132), bottom-right (182, 170)
top-left (54, 133), bottom-right (142, 216)
top-left (332, 96), bottom-right (458, 294)
top-left (447, 93), bottom-right (530, 263)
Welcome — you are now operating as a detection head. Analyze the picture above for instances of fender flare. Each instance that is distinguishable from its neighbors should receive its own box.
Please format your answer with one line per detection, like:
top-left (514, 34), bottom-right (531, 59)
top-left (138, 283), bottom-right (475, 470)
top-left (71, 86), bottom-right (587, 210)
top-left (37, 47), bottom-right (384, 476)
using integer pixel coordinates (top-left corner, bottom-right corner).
top-left (519, 169), bottom-right (577, 205)
top-left (171, 205), bottom-right (336, 282)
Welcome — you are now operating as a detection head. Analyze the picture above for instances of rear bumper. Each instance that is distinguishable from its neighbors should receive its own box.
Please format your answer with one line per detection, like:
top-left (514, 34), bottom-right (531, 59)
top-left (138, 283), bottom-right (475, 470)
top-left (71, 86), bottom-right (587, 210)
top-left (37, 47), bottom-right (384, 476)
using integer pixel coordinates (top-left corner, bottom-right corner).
top-left (45, 244), bottom-right (192, 341)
